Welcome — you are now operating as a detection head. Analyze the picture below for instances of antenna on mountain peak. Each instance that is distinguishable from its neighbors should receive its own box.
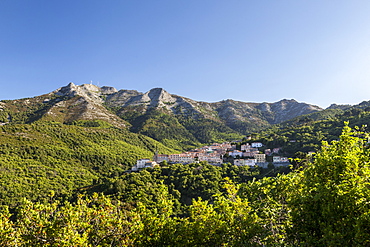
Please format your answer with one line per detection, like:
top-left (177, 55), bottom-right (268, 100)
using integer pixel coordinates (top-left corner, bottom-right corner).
top-left (90, 80), bottom-right (93, 85)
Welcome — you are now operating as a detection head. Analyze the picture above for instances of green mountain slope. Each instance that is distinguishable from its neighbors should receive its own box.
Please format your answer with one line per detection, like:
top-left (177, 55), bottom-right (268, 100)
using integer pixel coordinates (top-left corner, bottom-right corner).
top-left (107, 89), bottom-right (322, 147)
top-left (251, 104), bottom-right (370, 157)
top-left (0, 121), bottom-right (175, 206)
top-left (116, 107), bottom-right (244, 150)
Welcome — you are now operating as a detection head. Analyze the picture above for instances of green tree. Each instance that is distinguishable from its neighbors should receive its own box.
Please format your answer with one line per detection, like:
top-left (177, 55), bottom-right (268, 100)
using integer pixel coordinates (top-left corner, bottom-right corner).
top-left (288, 124), bottom-right (370, 246)
top-left (0, 207), bottom-right (19, 246)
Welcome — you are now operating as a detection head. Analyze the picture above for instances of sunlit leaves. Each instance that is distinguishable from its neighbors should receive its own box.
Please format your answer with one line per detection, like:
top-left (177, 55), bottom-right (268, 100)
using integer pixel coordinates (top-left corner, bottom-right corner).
top-left (288, 124), bottom-right (370, 246)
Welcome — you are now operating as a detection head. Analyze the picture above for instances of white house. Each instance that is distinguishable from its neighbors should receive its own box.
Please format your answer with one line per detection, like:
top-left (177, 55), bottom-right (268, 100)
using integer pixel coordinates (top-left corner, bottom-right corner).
top-left (273, 156), bottom-right (289, 163)
top-left (251, 142), bottom-right (263, 148)
top-left (136, 159), bottom-right (150, 169)
top-left (144, 161), bottom-right (158, 168)
top-left (132, 159), bottom-right (158, 171)
top-left (273, 156), bottom-right (281, 163)
top-left (245, 159), bottom-right (257, 166)
top-left (234, 158), bottom-right (257, 166)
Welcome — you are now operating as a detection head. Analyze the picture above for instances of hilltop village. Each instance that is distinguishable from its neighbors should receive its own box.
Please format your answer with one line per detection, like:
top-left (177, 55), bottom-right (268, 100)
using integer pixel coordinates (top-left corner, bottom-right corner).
top-left (132, 141), bottom-right (290, 171)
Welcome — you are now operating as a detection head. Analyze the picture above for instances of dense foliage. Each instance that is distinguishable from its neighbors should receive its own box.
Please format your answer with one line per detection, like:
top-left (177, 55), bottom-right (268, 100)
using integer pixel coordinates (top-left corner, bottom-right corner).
top-left (0, 124), bottom-right (369, 245)
top-left (88, 162), bottom-right (286, 214)
top-left (249, 105), bottom-right (370, 157)
top-left (287, 124), bottom-right (370, 246)
top-left (0, 121), bottom-right (175, 206)
top-left (115, 108), bottom-right (243, 150)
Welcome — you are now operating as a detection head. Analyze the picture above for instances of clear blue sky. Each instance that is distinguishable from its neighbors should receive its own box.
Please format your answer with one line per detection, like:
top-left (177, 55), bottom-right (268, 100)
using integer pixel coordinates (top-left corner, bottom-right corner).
top-left (1, 0), bottom-right (370, 108)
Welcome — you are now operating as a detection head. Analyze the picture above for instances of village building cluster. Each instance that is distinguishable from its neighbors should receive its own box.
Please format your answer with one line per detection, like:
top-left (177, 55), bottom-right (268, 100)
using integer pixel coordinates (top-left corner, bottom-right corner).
top-left (228, 142), bottom-right (289, 168)
top-left (132, 141), bottom-right (290, 171)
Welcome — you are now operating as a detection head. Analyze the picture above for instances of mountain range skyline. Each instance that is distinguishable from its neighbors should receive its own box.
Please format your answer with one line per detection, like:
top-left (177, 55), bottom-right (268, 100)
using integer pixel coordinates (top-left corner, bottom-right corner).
top-left (0, 82), bottom-right (358, 110)
top-left (2, 1), bottom-right (370, 108)
top-left (0, 82), bottom-right (329, 151)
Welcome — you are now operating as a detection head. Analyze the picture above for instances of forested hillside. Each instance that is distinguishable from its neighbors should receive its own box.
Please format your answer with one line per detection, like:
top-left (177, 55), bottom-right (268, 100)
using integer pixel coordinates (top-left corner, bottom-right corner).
top-left (248, 103), bottom-right (370, 158)
top-left (0, 120), bottom-right (175, 207)
top-left (116, 108), bottom-right (244, 150)
top-left (0, 125), bottom-right (369, 246)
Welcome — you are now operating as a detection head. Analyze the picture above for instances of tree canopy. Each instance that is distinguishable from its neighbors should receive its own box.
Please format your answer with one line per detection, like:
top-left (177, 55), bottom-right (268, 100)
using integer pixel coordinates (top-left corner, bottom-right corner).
top-left (0, 124), bottom-right (369, 245)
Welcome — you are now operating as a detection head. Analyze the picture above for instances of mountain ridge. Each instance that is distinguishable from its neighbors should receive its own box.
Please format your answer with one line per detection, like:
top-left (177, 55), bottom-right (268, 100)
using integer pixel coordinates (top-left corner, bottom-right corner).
top-left (103, 86), bottom-right (323, 125)
top-left (0, 83), bottom-right (326, 148)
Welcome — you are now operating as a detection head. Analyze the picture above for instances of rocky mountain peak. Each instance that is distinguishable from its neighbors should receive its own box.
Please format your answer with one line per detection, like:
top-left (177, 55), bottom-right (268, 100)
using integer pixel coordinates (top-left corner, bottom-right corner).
top-left (279, 99), bottom-right (298, 103)
top-left (49, 83), bottom-right (126, 127)
top-left (257, 102), bottom-right (271, 112)
top-left (46, 83), bottom-right (326, 132)
top-left (271, 99), bottom-right (298, 110)
top-left (146, 88), bottom-right (175, 104)
top-left (120, 88), bottom-right (177, 109)
top-left (101, 86), bottom-right (118, 95)
top-left (54, 82), bottom-right (77, 96)
top-left (54, 83), bottom-right (116, 104)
